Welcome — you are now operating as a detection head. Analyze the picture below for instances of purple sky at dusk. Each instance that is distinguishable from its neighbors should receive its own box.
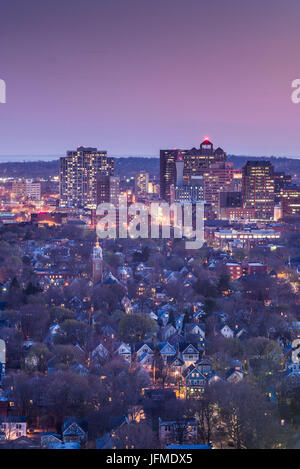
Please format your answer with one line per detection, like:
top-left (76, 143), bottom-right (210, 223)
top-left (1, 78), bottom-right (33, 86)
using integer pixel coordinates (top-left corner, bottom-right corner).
top-left (0, 0), bottom-right (300, 159)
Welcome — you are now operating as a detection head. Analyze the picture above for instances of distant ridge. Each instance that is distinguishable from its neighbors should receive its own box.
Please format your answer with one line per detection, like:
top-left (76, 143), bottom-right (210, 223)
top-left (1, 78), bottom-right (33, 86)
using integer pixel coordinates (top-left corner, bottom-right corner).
top-left (0, 154), bottom-right (299, 180)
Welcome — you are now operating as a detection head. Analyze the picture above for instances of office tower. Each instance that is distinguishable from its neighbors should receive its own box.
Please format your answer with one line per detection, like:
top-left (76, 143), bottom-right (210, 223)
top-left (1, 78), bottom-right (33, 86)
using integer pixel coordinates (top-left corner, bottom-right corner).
top-left (242, 161), bottom-right (275, 220)
top-left (160, 149), bottom-right (187, 202)
top-left (12, 179), bottom-right (41, 201)
top-left (274, 172), bottom-right (292, 203)
top-left (97, 174), bottom-right (120, 205)
top-left (135, 172), bottom-right (149, 195)
top-left (202, 162), bottom-right (233, 215)
top-left (59, 146), bottom-right (114, 208)
top-left (92, 239), bottom-right (103, 283)
top-left (160, 139), bottom-right (227, 202)
top-left (183, 139), bottom-right (227, 183)
top-left (280, 185), bottom-right (300, 217)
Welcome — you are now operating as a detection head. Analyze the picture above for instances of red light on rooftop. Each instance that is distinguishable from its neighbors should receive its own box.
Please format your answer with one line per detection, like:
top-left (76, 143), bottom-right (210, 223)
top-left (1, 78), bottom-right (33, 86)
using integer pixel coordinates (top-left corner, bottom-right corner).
top-left (203, 136), bottom-right (210, 142)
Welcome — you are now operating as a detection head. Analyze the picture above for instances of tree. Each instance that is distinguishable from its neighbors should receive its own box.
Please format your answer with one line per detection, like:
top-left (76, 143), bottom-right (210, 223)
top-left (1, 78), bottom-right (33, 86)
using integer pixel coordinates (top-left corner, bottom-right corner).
top-left (118, 314), bottom-right (158, 343)
top-left (50, 306), bottom-right (76, 323)
top-left (113, 423), bottom-right (159, 449)
top-left (54, 319), bottom-right (93, 349)
top-left (214, 381), bottom-right (286, 449)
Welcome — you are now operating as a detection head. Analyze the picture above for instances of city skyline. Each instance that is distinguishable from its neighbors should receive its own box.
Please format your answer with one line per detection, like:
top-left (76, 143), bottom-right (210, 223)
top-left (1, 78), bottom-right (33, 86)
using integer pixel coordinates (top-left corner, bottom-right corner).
top-left (1, 0), bottom-right (300, 158)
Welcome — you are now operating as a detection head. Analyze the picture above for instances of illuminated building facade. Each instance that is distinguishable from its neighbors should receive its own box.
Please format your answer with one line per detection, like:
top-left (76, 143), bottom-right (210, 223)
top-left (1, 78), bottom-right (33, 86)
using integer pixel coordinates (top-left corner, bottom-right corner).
top-left (242, 161), bottom-right (275, 220)
top-left (135, 172), bottom-right (149, 195)
top-left (160, 139), bottom-right (227, 203)
top-left (280, 185), bottom-right (300, 217)
top-left (60, 146), bottom-right (114, 208)
top-left (97, 174), bottom-right (120, 205)
top-left (12, 179), bottom-right (41, 201)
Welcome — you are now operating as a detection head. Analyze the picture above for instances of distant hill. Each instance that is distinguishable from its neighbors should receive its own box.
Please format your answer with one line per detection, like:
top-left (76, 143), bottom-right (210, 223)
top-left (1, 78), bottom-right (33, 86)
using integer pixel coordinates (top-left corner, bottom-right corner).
top-left (0, 154), bottom-right (299, 181)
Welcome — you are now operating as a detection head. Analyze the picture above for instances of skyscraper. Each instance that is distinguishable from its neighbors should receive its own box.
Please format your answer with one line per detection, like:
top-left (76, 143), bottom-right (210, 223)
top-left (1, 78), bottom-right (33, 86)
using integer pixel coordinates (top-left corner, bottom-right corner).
top-left (160, 149), bottom-right (187, 202)
top-left (183, 139), bottom-right (226, 183)
top-left (160, 139), bottom-right (227, 202)
top-left (242, 161), bottom-right (275, 220)
top-left (59, 146), bottom-right (114, 208)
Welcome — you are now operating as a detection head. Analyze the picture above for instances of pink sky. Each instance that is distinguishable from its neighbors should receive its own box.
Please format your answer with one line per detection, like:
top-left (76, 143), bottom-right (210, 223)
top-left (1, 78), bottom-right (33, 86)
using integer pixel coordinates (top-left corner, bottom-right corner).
top-left (0, 0), bottom-right (300, 158)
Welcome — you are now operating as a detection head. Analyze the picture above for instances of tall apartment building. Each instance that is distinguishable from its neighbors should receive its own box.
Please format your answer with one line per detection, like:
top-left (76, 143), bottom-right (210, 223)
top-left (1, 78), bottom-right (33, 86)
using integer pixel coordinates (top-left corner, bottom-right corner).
top-left (135, 172), bottom-right (149, 195)
top-left (242, 161), bottom-right (275, 220)
top-left (59, 146), bottom-right (114, 208)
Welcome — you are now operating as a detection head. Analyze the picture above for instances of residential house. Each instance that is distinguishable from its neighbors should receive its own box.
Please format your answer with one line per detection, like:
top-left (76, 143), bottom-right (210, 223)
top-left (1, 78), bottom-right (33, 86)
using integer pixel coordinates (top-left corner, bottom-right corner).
top-left (62, 418), bottom-right (88, 445)
top-left (183, 365), bottom-right (206, 398)
top-left (226, 368), bottom-right (244, 384)
top-left (0, 416), bottom-right (27, 440)
top-left (41, 432), bottom-right (62, 449)
top-left (180, 343), bottom-right (201, 367)
top-left (160, 324), bottom-right (176, 341)
top-left (219, 324), bottom-right (234, 339)
top-left (167, 356), bottom-right (185, 378)
top-left (115, 342), bottom-right (131, 363)
top-left (159, 417), bottom-right (198, 446)
top-left (96, 433), bottom-right (113, 449)
top-left (158, 342), bottom-right (177, 364)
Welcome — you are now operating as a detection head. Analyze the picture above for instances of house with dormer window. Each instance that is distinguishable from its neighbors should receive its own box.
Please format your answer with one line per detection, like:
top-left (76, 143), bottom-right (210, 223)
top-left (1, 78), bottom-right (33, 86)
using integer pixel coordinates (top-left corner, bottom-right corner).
top-left (158, 342), bottom-right (176, 363)
top-left (167, 356), bottom-right (185, 377)
top-left (183, 365), bottom-right (206, 398)
top-left (180, 343), bottom-right (201, 367)
top-left (62, 418), bottom-right (87, 446)
top-left (114, 342), bottom-right (131, 363)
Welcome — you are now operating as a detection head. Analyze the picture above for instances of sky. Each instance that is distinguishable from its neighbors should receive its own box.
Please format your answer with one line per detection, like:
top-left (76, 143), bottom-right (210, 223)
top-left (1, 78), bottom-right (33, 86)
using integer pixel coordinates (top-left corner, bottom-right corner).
top-left (0, 0), bottom-right (300, 159)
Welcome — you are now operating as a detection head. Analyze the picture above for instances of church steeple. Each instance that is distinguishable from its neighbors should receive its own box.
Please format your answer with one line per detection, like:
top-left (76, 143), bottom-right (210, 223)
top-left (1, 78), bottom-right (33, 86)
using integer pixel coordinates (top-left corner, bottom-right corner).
top-left (92, 238), bottom-right (103, 283)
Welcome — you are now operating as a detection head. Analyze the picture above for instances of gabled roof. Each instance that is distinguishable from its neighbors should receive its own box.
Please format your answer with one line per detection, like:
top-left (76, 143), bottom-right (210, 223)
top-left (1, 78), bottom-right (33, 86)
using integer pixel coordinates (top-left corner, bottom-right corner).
top-left (0, 416), bottom-right (27, 423)
top-left (183, 364), bottom-right (206, 380)
top-left (157, 342), bottom-right (176, 355)
top-left (179, 342), bottom-right (200, 353)
top-left (134, 342), bottom-right (154, 353)
top-left (196, 357), bottom-right (213, 366)
top-left (62, 417), bottom-right (88, 434)
top-left (167, 355), bottom-right (184, 366)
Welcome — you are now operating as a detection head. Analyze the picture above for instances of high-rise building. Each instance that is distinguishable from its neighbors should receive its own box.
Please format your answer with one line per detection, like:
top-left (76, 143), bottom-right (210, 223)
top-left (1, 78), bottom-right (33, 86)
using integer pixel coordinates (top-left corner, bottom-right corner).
top-left (242, 161), bottom-right (275, 220)
top-left (60, 146), bottom-right (114, 208)
top-left (160, 139), bottom-right (227, 202)
top-left (280, 185), bottom-right (300, 217)
top-left (274, 172), bottom-right (292, 203)
top-left (183, 139), bottom-right (227, 183)
top-left (160, 149), bottom-right (187, 202)
top-left (135, 172), bottom-right (149, 195)
top-left (97, 174), bottom-right (120, 205)
top-left (202, 162), bottom-right (233, 215)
